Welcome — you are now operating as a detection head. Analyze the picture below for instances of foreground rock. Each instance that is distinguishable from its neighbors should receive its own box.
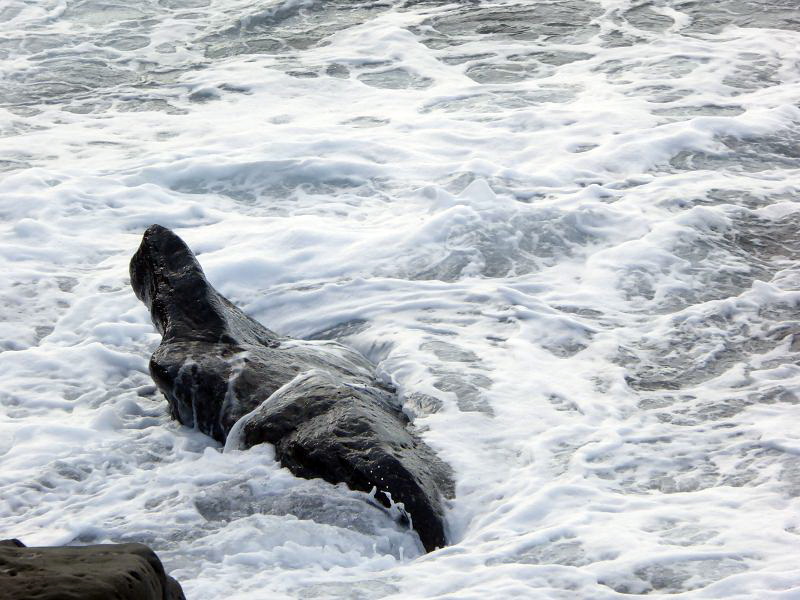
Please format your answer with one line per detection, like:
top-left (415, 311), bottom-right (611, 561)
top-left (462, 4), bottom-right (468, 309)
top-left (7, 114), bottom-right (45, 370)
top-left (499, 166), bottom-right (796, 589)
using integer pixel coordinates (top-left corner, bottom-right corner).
top-left (0, 540), bottom-right (184, 600)
top-left (130, 224), bottom-right (454, 552)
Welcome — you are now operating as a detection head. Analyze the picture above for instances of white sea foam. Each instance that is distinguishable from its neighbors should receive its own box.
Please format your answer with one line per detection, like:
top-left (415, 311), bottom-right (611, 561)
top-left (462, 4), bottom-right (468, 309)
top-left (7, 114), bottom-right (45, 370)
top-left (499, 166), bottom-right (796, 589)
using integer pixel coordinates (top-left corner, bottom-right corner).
top-left (1, 0), bottom-right (800, 597)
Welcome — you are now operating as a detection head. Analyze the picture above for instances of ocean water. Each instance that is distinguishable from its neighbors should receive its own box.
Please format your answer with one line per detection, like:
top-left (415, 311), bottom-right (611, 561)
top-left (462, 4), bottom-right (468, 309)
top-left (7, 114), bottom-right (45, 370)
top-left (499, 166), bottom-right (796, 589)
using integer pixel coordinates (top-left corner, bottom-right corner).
top-left (1, 0), bottom-right (799, 597)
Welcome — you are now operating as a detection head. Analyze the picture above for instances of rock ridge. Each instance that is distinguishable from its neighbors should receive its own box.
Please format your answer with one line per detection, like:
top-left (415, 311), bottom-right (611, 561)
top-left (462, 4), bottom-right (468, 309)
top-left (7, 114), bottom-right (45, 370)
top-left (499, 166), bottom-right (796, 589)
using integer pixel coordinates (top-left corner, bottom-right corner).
top-left (131, 224), bottom-right (454, 552)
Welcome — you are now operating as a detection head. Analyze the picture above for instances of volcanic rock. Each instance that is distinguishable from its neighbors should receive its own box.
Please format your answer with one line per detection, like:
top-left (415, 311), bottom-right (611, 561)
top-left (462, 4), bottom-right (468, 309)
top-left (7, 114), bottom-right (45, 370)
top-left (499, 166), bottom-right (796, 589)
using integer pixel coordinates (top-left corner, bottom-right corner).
top-left (130, 224), bottom-right (454, 551)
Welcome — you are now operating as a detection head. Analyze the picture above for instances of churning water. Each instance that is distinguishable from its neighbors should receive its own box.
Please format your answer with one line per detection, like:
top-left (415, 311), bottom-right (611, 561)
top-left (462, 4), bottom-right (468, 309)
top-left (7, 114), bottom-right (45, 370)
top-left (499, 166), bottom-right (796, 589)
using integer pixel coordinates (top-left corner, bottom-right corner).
top-left (1, 0), bottom-right (799, 597)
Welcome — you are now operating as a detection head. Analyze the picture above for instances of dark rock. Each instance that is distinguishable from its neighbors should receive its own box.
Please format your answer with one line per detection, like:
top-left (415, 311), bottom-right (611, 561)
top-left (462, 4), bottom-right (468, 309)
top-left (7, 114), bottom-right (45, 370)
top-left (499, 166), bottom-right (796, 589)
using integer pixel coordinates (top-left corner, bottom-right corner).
top-left (0, 542), bottom-right (184, 600)
top-left (130, 224), bottom-right (454, 552)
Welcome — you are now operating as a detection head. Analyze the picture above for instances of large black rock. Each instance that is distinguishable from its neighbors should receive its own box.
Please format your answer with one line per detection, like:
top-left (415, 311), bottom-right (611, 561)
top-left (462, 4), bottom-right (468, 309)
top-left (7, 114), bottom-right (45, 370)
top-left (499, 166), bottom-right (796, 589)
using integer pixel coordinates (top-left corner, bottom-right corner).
top-left (130, 225), bottom-right (454, 552)
top-left (0, 540), bottom-right (184, 600)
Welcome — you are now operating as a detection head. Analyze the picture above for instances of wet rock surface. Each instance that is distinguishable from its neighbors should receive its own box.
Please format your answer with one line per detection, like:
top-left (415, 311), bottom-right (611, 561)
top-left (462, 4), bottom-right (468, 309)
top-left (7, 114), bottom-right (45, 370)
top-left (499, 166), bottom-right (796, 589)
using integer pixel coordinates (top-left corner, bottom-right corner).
top-left (0, 540), bottom-right (184, 600)
top-left (130, 224), bottom-right (454, 552)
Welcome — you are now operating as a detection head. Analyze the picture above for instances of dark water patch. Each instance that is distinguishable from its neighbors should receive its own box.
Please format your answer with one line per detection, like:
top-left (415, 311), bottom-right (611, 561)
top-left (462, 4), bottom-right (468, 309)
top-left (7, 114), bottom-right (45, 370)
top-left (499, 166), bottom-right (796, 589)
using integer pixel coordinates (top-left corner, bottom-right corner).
top-left (308, 319), bottom-right (370, 341)
top-left (556, 306), bottom-right (605, 319)
top-left (589, 433), bottom-right (784, 500)
top-left (326, 63), bottom-right (350, 78)
top-left (411, 1), bottom-right (602, 49)
top-left (0, 275), bottom-right (79, 351)
top-left (679, 0), bottom-right (800, 34)
top-left (639, 386), bottom-right (798, 426)
top-left (615, 206), bottom-right (800, 382)
top-left (61, 101), bottom-right (112, 114)
top-left (431, 370), bottom-right (493, 415)
top-left (701, 189), bottom-right (797, 210)
top-left (487, 537), bottom-right (591, 567)
top-left (542, 335), bottom-right (591, 358)
top-left (420, 87), bottom-right (578, 114)
top-left (405, 213), bottom-right (577, 280)
top-left (653, 104), bottom-right (745, 119)
top-left (670, 128), bottom-right (800, 173)
top-left (649, 520), bottom-right (721, 547)
top-left (623, 296), bottom-right (800, 392)
top-left (341, 116), bottom-right (390, 128)
top-left (662, 210), bottom-right (800, 305)
top-left (0, 4), bottom-right (22, 23)
top-left (592, 57), bottom-right (642, 80)
top-left (61, 0), bottom-right (150, 27)
top-left (358, 68), bottom-right (433, 89)
top-left (626, 84), bottom-right (693, 103)
top-left (0, 34), bottom-right (74, 55)
top-left (440, 52), bottom-right (496, 66)
top-left (0, 54), bottom-right (137, 109)
top-left (0, 0), bottom-right (221, 112)
top-left (780, 457), bottom-right (800, 497)
top-left (601, 558), bottom-right (748, 595)
top-left (569, 143), bottom-right (599, 153)
top-left (403, 202), bottom-right (606, 281)
top-left (466, 61), bottom-right (553, 84)
top-left (421, 340), bottom-right (481, 363)
top-left (159, 0), bottom-right (211, 7)
top-left (410, 250), bottom-right (476, 282)
top-left (154, 42), bottom-right (177, 53)
top-left (188, 87), bottom-right (221, 102)
top-left (638, 55), bottom-right (707, 79)
top-left (547, 393), bottom-right (584, 414)
top-left (508, 50), bottom-right (594, 66)
top-left (100, 32), bottom-right (151, 51)
top-left (598, 29), bottom-right (647, 48)
top-left (156, 157), bottom-right (383, 207)
top-left (298, 580), bottom-right (399, 600)
top-left (135, 66), bottom-right (196, 86)
top-left (722, 53), bottom-right (782, 92)
top-left (0, 159), bottom-right (31, 173)
top-left (623, 4), bottom-right (675, 32)
top-left (200, 0), bottom-right (391, 59)
top-left (202, 34), bottom-right (287, 59)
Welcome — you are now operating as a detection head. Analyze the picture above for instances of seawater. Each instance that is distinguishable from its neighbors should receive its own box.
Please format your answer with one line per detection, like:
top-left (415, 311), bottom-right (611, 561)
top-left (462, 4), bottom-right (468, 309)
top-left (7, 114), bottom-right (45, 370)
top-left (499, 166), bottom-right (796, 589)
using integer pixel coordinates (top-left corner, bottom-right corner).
top-left (1, 1), bottom-right (799, 598)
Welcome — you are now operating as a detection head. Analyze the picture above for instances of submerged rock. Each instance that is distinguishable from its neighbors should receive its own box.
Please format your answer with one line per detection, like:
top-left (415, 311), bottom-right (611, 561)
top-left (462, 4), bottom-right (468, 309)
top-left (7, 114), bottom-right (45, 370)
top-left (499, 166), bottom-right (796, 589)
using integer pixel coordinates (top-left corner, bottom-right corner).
top-left (130, 224), bottom-right (454, 552)
top-left (0, 540), bottom-right (184, 600)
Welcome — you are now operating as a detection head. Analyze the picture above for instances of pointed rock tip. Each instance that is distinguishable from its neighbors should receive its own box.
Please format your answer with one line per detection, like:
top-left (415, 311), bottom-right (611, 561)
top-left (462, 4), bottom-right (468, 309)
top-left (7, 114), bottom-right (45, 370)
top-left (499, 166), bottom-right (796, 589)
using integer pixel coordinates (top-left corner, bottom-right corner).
top-left (141, 223), bottom-right (186, 245)
top-left (136, 224), bottom-right (197, 264)
top-left (143, 223), bottom-right (169, 235)
top-left (130, 224), bottom-right (204, 305)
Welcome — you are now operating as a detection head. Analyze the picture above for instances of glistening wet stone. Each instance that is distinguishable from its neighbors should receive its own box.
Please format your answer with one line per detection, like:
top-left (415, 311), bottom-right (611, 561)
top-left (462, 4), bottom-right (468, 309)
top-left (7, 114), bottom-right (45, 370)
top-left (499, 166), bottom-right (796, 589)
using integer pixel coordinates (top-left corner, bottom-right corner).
top-left (130, 225), bottom-right (454, 552)
top-left (0, 541), bottom-right (185, 600)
